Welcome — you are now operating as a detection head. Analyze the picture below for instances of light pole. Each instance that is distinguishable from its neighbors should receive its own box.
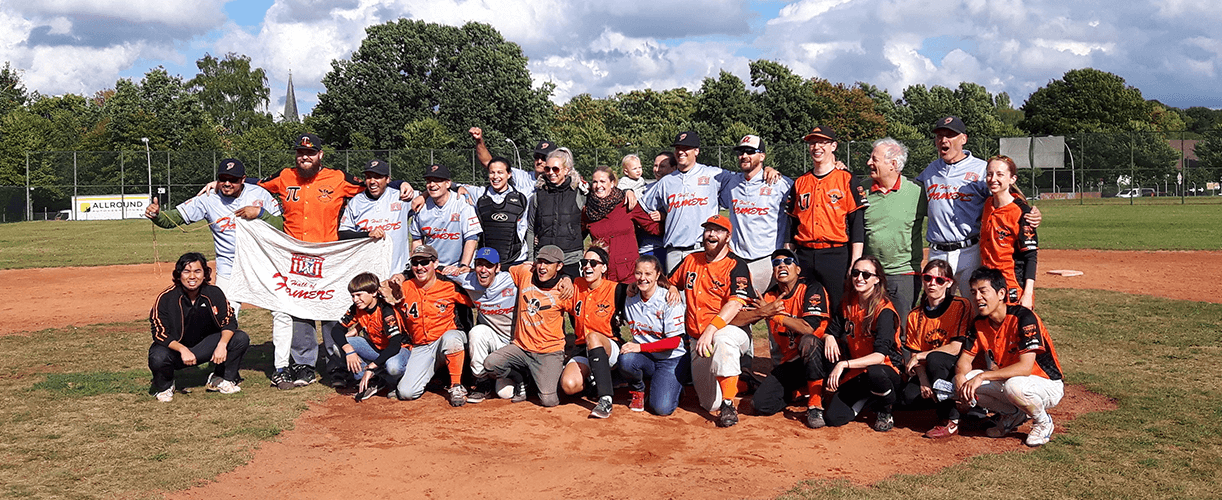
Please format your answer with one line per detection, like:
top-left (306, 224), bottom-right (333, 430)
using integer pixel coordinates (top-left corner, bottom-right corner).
top-left (505, 138), bottom-right (523, 171)
top-left (142, 138), bottom-right (152, 206)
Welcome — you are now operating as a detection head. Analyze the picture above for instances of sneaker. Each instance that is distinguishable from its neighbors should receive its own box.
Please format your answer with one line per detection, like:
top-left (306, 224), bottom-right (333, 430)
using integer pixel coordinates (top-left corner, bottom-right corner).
top-left (154, 383), bottom-right (174, 403)
top-left (355, 380), bottom-right (384, 403)
top-left (385, 389), bottom-right (400, 400)
top-left (205, 373), bottom-right (221, 391)
top-left (590, 396), bottom-right (613, 419)
top-left (212, 379), bottom-right (241, 395)
top-left (291, 364), bottom-right (317, 387)
top-left (328, 373), bottom-right (351, 389)
top-left (716, 400), bottom-right (739, 428)
top-left (1026, 416), bottom-right (1055, 447)
top-left (629, 390), bottom-right (645, 412)
top-left (805, 407), bottom-right (826, 429)
top-left (873, 411), bottom-right (895, 432)
top-left (467, 379), bottom-right (493, 404)
top-left (986, 411), bottom-right (1030, 438)
top-left (270, 370), bottom-right (295, 391)
top-left (448, 385), bottom-right (468, 407)
top-left (925, 420), bottom-right (959, 439)
top-left (510, 382), bottom-right (528, 403)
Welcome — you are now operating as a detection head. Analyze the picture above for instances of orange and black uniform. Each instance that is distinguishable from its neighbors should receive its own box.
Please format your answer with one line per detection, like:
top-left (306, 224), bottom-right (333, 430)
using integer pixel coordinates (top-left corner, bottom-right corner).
top-left (259, 167), bottom-right (365, 242)
top-left (753, 279), bottom-right (834, 416)
top-left (980, 197), bottom-right (1039, 304)
top-left (787, 169), bottom-right (866, 310)
top-left (897, 296), bottom-right (973, 420)
top-left (572, 279), bottom-right (626, 347)
top-left (823, 295), bottom-right (902, 427)
top-left (963, 305), bottom-right (1062, 381)
top-left (483, 264), bottom-right (576, 407)
top-left (148, 284), bottom-right (250, 393)
top-left (669, 252), bottom-right (755, 337)
top-left (331, 302), bottom-right (406, 368)
top-left (396, 277), bottom-right (475, 346)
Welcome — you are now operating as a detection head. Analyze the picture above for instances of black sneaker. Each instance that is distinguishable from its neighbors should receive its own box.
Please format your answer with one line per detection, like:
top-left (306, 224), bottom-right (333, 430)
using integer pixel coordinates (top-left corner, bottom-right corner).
top-left (355, 379), bottom-right (383, 403)
top-left (716, 400), bottom-right (739, 428)
top-left (466, 379), bottom-right (493, 404)
top-left (589, 396), bottom-right (613, 419)
top-left (291, 364), bottom-right (316, 387)
top-left (510, 382), bottom-right (528, 403)
top-left (873, 411), bottom-right (895, 432)
top-left (805, 407), bottom-right (826, 429)
top-left (328, 371), bottom-right (352, 389)
top-left (270, 370), bottom-right (295, 391)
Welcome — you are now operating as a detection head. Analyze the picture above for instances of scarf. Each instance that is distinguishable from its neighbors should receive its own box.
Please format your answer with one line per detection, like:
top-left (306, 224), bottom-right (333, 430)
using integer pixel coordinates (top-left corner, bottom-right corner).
top-left (584, 186), bottom-right (624, 223)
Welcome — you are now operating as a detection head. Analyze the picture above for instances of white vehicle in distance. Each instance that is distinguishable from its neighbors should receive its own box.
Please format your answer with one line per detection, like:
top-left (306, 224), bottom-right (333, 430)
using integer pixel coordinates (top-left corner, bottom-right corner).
top-left (1116, 188), bottom-right (1156, 198)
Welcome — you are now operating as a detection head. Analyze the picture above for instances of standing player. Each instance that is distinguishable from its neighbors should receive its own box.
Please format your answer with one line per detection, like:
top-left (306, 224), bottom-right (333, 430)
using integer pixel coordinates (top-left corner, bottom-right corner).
top-left (636, 152), bottom-right (677, 266)
top-left (460, 157), bottom-right (531, 266)
top-left (980, 156), bottom-right (1039, 308)
top-left (145, 159), bottom-right (282, 316)
top-left (409, 163), bottom-right (482, 274)
top-left (719, 135), bottom-right (793, 298)
top-left (470, 126), bottom-right (550, 196)
top-left (898, 259), bottom-right (973, 438)
top-left (955, 267), bottom-right (1064, 446)
top-left (670, 215), bottom-right (756, 427)
top-left (338, 159), bottom-right (415, 276)
top-left (618, 255), bottom-right (687, 416)
top-left (390, 244), bottom-right (475, 405)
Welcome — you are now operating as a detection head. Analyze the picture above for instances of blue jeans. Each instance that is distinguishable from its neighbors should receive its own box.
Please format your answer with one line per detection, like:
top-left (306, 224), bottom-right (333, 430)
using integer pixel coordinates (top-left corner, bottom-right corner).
top-left (618, 352), bottom-right (687, 416)
top-left (334, 337), bottom-right (405, 382)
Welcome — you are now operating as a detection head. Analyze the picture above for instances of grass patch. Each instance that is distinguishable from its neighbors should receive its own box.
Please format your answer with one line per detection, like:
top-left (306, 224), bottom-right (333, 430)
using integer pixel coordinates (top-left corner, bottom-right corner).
top-left (1032, 199), bottom-right (1222, 250)
top-left (0, 219), bottom-right (215, 269)
top-left (31, 370), bottom-right (148, 397)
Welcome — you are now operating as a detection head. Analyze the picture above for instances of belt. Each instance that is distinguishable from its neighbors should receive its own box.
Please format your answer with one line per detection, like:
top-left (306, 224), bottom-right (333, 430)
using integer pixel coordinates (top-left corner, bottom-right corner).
top-left (800, 241), bottom-right (846, 250)
top-left (668, 244), bottom-right (699, 251)
top-left (930, 236), bottom-right (979, 252)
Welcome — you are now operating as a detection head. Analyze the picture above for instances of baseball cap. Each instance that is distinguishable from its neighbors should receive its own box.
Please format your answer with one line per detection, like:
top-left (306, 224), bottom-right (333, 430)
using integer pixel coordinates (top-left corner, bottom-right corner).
top-left (217, 158), bottom-right (246, 178)
top-left (802, 126), bottom-right (838, 143)
top-left (410, 244), bottom-right (439, 260)
top-left (672, 130), bottom-right (700, 148)
top-left (533, 140), bottom-right (558, 157)
top-left (293, 133), bottom-right (323, 152)
top-left (536, 245), bottom-right (564, 263)
top-left (363, 159), bottom-right (390, 176)
top-left (771, 248), bottom-right (797, 260)
top-left (933, 116), bottom-right (967, 135)
top-left (474, 247), bottom-right (500, 265)
top-left (734, 135), bottom-right (766, 153)
top-left (423, 163), bottom-right (452, 181)
top-left (702, 214), bottom-right (732, 235)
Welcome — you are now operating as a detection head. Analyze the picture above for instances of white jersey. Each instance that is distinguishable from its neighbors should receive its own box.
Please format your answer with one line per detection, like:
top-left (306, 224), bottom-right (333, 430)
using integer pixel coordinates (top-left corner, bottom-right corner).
top-left (457, 270), bottom-right (518, 343)
top-left (339, 186), bottom-right (413, 274)
top-left (458, 184), bottom-right (531, 264)
top-left (409, 194), bottom-right (483, 266)
top-left (639, 163), bottom-right (736, 249)
top-left (174, 184), bottom-right (281, 277)
top-left (624, 289), bottom-right (686, 359)
top-left (719, 171), bottom-right (793, 260)
top-left (510, 168), bottom-right (537, 198)
top-left (916, 151), bottom-right (990, 244)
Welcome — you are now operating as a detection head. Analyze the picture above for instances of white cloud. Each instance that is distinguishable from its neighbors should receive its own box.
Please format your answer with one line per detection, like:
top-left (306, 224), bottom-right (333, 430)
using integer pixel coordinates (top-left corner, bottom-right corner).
top-left (19, 0), bottom-right (228, 28)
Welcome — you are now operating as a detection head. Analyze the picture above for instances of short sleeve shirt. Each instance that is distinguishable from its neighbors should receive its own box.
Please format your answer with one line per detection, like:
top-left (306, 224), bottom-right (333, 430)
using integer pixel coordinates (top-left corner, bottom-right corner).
top-left (624, 289), bottom-right (686, 359)
top-left (396, 277), bottom-right (475, 345)
top-left (259, 167), bottom-right (364, 242)
top-left (639, 163), bottom-right (736, 248)
top-left (339, 186), bottom-right (413, 274)
top-left (174, 184), bottom-right (281, 276)
top-left (720, 172), bottom-right (793, 260)
top-left (964, 305), bottom-right (1063, 380)
top-left (902, 296), bottom-right (973, 353)
top-left (763, 280), bottom-right (829, 364)
top-left (669, 252), bottom-right (755, 337)
top-left (509, 264), bottom-right (574, 353)
top-left (916, 151), bottom-right (990, 244)
top-left (409, 194), bottom-right (483, 266)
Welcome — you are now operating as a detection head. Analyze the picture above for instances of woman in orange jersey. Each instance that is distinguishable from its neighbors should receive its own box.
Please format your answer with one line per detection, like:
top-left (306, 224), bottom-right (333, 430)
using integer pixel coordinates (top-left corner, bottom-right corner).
top-left (823, 256), bottom-right (903, 431)
top-left (980, 156), bottom-right (1038, 308)
top-left (560, 245), bottom-right (628, 418)
top-left (897, 259), bottom-right (973, 438)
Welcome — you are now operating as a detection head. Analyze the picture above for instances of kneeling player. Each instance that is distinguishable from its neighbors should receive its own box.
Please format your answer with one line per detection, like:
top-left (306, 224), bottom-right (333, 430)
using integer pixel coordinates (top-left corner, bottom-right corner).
top-left (617, 256), bottom-right (687, 415)
top-left (330, 273), bottom-right (408, 401)
top-left (898, 259), bottom-right (973, 438)
top-left (391, 245), bottom-right (475, 405)
top-left (955, 267), bottom-right (1064, 447)
top-left (559, 246), bottom-right (625, 418)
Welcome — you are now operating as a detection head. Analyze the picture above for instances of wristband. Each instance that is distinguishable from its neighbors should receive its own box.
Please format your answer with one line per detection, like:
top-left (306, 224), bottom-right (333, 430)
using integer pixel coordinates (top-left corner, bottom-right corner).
top-left (345, 351), bottom-right (357, 356)
top-left (710, 316), bottom-right (727, 330)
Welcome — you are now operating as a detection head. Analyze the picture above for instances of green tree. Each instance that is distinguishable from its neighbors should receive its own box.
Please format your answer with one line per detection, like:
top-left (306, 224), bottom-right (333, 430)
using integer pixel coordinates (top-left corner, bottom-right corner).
top-left (1191, 127), bottom-right (1222, 185)
top-left (693, 71), bottom-right (759, 147)
top-left (187, 53), bottom-right (273, 135)
top-left (0, 61), bottom-right (28, 118)
top-left (1019, 68), bottom-right (1151, 134)
top-left (312, 20), bottom-right (552, 150)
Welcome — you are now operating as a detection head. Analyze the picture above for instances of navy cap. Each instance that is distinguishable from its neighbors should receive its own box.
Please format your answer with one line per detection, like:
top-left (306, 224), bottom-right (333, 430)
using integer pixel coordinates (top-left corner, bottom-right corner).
top-left (533, 140), bottom-right (558, 157)
top-left (424, 163), bottom-right (452, 181)
top-left (933, 116), bottom-right (967, 135)
top-left (217, 158), bottom-right (246, 178)
top-left (474, 247), bottom-right (500, 265)
top-left (363, 159), bottom-right (390, 176)
top-left (293, 133), bottom-right (322, 152)
top-left (771, 248), bottom-right (797, 260)
top-left (672, 130), bottom-right (700, 148)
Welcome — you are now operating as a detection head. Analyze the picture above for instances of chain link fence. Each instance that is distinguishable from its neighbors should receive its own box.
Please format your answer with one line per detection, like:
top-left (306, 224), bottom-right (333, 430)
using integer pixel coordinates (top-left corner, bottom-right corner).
top-left (4, 130), bottom-right (1220, 222)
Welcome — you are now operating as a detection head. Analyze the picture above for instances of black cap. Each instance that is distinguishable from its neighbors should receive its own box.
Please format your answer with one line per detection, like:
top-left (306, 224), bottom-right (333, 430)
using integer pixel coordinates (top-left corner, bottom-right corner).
top-left (363, 159), bottom-right (390, 176)
top-left (771, 248), bottom-right (797, 260)
top-left (293, 133), bottom-right (323, 152)
top-left (802, 126), bottom-right (838, 143)
top-left (424, 163), bottom-right (452, 181)
top-left (533, 140), bottom-right (558, 157)
top-left (217, 158), bottom-right (246, 178)
top-left (933, 116), bottom-right (967, 135)
top-left (672, 130), bottom-right (700, 148)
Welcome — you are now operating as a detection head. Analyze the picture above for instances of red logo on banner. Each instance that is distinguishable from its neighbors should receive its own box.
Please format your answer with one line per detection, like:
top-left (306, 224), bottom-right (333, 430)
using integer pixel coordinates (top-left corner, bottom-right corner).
top-left (290, 253), bottom-right (325, 278)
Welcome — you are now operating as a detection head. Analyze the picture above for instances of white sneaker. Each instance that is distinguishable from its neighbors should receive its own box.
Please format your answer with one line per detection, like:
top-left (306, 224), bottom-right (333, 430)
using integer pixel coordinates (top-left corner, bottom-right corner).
top-left (213, 379), bottom-right (242, 394)
top-left (1026, 416), bottom-right (1055, 446)
top-left (155, 384), bottom-right (174, 403)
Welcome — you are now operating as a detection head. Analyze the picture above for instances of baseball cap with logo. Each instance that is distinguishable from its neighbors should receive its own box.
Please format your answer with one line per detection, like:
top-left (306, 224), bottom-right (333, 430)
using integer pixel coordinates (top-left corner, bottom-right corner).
top-left (474, 247), bottom-right (500, 265)
top-left (363, 159), bottom-right (390, 176)
top-left (702, 214), bottom-right (733, 235)
top-left (293, 133), bottom-right (323, 152)
top-left (217, 158), bottom-right (246, 178)
top-left (423, 163), bottom-right (452, 181)
top-left (734, 135), bottom-right (766, 154)
top-left (672, 130), bottom-right (701, 148)
top-left (410, 244), bottom-right (439, 260)
top-left (533, 140), bottom-right (559, 157)
top-left (536, 245), bottom-right (564, 263)
top-left (802, 125), bottom-right (838, 143)
top-left (933, 116), bottom-right (967, 135)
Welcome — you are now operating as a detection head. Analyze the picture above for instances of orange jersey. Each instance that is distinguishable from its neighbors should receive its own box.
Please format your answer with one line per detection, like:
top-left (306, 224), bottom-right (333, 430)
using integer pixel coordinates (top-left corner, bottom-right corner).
top-left (340, 302), bottom-right (404, 350)
top-left (789, 169), bottom-right (866, 246)
top-left (574, 280), bottom-right (622, 344)
top-left (259, 167), bottom-right (364, 242)
top-left (839, 295), bottom-right (900, 379)
top-left (763, 280), bottom-right (830, 364)
top-left (670, 252), bottom-right (755, 338)
top-left (902, 296), bottom-right (973, 353)
top-left (964, 305), bottom-right (1063, 381)
top-left (510, 264), bottom-right (575, 353)
top-left (396, 277), bottom-right (474, 345)
top-left (980, 197), bottom-right (1038, 302)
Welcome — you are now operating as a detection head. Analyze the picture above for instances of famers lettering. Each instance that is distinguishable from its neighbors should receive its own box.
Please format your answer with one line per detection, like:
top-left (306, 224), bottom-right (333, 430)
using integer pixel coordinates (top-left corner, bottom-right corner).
top-left (421, 226), bottom-right (461, 240)
top-left (358, 218), bottom-right (402, 232)
top-left (926, 184), bottom-right (975, 202)
top-left (666, 193), bottom-right (709, 209)
top-left (732, 200), bottom-right (770, 216)
top-left (272, 272), bottom-right (336, 300)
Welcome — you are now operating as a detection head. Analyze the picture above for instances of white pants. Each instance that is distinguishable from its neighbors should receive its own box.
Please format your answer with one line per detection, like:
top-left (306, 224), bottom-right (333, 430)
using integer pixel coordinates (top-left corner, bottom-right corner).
top-left (666, 247), bottom-right (701, 274)
top-left (966, 370), bottom-right (1064, 419)
top-left (468, 324), bottom-right (510, 378)
top-left (396, 330), bottom-right (467, 400)
top-left (928, 243), bottom-right (981, 298)
top-left (214, 273), bottom-right (242, 317)
top-left (271, 311), bottom-right (293, 370)
top-left (744, 256), bottom-right (775, 298)
top-left (689, 325), bottom-right (753, 412)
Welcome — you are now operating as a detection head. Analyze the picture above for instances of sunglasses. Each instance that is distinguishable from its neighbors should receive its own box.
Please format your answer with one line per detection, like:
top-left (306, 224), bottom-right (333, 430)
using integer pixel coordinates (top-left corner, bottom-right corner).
top-left (410, 258), bottom-right (435, 267)
top-left (736, 148), bottom-right (760, 156)
top-left (850, 269), bottom-right (877, 280)
top-left (217, 176), bottom-right (242, 184)
top-left (922, 273), bottom-right (951, 286)
top-left (533, 154), bottom-right (548, 161)
top-left (771, 257), bottom-right (795, 267)
top-left (543, 166), bottom-right (562, 173)
top-left (580, 259), bottom-right (603, 268)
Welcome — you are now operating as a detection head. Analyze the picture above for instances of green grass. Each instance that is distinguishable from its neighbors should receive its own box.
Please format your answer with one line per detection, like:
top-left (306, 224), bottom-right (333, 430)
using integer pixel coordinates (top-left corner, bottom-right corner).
top-left (1023, 199), bottom-right (1222, 251)
top-left (0, 219), bottom-right (215, 269)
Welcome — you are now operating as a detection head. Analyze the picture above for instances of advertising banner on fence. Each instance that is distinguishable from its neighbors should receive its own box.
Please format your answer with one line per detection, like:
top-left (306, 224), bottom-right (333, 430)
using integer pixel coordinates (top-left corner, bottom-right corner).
top-left (228, 218), bottom-right (391, 320)
top-left (72, 194), bottom-right (150, 220)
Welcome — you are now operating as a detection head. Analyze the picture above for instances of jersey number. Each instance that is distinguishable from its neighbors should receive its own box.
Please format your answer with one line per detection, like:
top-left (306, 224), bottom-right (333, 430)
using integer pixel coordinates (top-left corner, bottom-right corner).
top-left (686, 272), bottom-right (697, 290)
top-left (574, 300), bottom-right (583, 316)
top-left (407, 302), bottom-right (419, 319)
top-left (797, 193), bottom-right (811, 211)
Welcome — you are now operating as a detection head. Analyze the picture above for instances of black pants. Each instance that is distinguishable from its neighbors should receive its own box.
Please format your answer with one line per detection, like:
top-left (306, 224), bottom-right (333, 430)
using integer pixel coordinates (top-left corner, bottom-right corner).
top-left (148, 330), bottom-right (250, 393)
top-left (754, 335), bottom-right (832, 416)
top-left (824, 364), bottom-right (901, 427)
top-left (898, 351), bottom-right (960, 421)
top-left (796, 245), bottom-right (850, 312)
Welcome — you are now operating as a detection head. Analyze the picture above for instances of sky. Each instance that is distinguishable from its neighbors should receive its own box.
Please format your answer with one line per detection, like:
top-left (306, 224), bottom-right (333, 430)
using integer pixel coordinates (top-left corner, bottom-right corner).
top-left (2, 0), bottom-right (1221, 122)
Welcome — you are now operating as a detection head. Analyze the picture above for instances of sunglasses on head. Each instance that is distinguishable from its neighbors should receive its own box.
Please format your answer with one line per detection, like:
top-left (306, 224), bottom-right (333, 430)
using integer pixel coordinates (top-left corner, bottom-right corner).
top-left (922, 273), bottom-right (951, 286)
top-left (580, 258), bottom-right (603, 268)
top-left (850, 269), bottom-right (877, 280)
top-left (771, 257), bottom-right (795, 267)
top-left (410, 258), bottom-right (435, 267)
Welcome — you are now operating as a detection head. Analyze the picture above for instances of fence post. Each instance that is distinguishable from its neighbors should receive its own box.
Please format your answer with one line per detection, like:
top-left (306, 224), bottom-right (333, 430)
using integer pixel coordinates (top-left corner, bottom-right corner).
top-left (1129, 131), bottom-right (1135, 206)
top-left (74, 151), bottom-right (79, 210)
top-left (25, 151), bottom-right (30, 221)
top-left (121, 151), bottom-right (126, 219)
top-left (166, 152), bottom-right (171, 206)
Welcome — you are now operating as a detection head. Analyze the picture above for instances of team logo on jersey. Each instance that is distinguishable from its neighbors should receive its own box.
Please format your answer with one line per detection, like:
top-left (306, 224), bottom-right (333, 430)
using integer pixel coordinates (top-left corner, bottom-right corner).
top-left (526, 297), bottom-right (542, 315)
top-left (435, 301), bottom-right (449, 313)
top-left (995, 227), bottom-right (1012, 241)
top-left (697, 176), bottom-right (710, 186)
top-left (928, 328), bottom-right (949, 347)
top-left (491, 212), bottom-right (509, 222)
top-left (1022, 225), bottom-right (1036, 239)
top-left (317, 188), bottom-right (334, 202)
top-left (450, 213), bottom-right (461, 222)
top-left (807, 292), bottom-right (825, 314)
top-left (964, 172), bottom-right (980, 182)
top-left (759, 186), bottom-right (772, 196)
top-left (735, 276), bottom-right (749, 293)
top-left (391, 202), bottom-right (403, 211)
top-left (827, 189), bottom-right (844, 205)
top-left (502, 288), bottom-right (515, 297)
top-left (253, 200), bottom-right (264, 207)
top-left (289, 253), bottom-right (325, 278)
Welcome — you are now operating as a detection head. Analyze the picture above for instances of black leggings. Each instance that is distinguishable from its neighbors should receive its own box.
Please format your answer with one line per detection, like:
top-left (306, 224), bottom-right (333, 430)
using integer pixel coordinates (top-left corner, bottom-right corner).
top-left (824, 364), bottom-right (901, 427)
top-left (754, 336), bottom-right (832, 416)
top-left (148, 330), bottom-right (250, 393)
top-left (898, 351), bottom-right (960, 421)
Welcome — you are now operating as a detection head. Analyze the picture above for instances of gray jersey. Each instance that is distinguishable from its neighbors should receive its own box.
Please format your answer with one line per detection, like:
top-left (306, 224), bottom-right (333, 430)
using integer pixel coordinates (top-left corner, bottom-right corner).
top-left (339, 186), bottom-right (413, 275)
top-left (719, 171), bottom-right (793, 260)
top-left (174, 184), bottom-right (281, 276)
top-left (457, 270), bottom-right (518, 343)
top-left (639, 163), bottom-right (736, 249)
top-left (409, 194), bottom-right (483, 266)
top-left (916, 151), bottom-right (990, 244)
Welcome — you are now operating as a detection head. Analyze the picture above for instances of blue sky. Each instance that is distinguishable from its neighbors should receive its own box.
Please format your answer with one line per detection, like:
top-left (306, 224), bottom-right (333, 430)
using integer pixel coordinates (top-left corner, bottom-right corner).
top-left (3, 0), bottom-right (1220, 123)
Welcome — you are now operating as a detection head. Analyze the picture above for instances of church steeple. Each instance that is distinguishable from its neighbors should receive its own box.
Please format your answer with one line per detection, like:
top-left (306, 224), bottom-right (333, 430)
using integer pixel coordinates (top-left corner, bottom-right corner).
top-left (283, 70), bottom-right (299, 123)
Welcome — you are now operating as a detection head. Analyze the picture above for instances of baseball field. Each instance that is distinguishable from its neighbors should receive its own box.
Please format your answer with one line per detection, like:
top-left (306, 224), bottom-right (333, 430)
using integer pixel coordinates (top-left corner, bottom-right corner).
top-left (1, 201), bottom-right (1220, 499)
